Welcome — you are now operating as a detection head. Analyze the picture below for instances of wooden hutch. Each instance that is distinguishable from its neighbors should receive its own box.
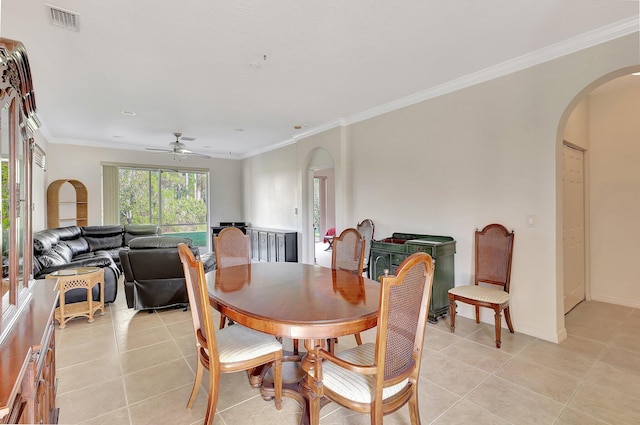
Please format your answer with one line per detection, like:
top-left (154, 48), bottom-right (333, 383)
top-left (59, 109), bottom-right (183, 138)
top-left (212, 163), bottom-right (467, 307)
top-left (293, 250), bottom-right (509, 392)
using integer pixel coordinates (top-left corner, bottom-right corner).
top-left (0, 38), bottom-right (59, 423)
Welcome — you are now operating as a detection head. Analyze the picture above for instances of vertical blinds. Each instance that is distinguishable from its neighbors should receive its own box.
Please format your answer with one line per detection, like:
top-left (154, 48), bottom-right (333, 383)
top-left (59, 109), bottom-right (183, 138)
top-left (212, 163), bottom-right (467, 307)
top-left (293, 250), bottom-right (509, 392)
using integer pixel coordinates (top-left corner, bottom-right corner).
top-left (102, 165), bottom-right (119, 224)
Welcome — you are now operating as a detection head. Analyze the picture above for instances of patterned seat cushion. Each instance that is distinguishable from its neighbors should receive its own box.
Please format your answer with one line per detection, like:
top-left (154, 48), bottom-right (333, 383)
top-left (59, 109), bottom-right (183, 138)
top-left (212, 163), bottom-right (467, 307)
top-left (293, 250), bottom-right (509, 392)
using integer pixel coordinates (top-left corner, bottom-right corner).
top-left (216, 324), bottom-right (282, 363)
top-left (315, 343), bottom-right (408, 404)
top-left (448, 285), bottom-right (510, 304)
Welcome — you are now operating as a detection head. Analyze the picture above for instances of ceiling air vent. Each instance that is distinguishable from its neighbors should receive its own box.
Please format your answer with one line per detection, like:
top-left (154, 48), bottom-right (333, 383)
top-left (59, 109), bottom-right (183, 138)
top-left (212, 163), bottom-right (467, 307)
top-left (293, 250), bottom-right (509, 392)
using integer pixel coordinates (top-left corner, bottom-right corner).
top-left (46, 4), bottom-right (80, 31)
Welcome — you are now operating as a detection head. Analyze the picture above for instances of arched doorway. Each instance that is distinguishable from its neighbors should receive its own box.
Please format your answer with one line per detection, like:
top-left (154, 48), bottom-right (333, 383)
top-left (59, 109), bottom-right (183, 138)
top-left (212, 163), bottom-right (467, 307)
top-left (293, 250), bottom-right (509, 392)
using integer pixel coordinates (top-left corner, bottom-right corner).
top-left (558, 67), bottom-right (640, 331)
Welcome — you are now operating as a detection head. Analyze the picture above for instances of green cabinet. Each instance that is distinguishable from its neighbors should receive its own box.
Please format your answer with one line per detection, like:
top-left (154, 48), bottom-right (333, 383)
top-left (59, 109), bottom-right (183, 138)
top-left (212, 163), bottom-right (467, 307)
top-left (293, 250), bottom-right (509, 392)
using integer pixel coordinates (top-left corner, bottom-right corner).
top-left (370, 233), bottom-right (456, 323)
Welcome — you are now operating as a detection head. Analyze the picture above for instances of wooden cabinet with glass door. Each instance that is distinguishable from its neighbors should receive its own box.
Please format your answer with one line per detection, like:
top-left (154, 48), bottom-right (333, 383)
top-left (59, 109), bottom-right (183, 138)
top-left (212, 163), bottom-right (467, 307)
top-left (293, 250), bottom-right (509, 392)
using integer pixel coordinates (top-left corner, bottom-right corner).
top-left (1, 38), bottom-right (59, 424)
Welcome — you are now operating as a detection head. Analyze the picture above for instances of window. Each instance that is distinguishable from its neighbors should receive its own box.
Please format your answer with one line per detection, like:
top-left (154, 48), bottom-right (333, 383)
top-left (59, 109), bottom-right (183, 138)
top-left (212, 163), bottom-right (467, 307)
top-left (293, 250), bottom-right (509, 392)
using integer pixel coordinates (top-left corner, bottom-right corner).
top-left (113, 166), bottom-right (209, 249)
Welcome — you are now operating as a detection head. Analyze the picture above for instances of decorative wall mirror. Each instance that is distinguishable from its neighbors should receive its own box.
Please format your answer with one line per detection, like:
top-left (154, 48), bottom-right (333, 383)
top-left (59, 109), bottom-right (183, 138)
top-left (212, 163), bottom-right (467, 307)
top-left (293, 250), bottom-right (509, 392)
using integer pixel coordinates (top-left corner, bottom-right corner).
top-left (0, 38), bottom-right (39, 342)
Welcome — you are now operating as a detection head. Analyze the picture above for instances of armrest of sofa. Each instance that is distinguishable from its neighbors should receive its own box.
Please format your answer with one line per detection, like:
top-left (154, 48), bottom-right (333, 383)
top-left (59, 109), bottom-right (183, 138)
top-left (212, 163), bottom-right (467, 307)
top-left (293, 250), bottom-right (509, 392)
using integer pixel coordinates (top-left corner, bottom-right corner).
top-left (37, 256), bottom-right (115, 276)
top-left (200, 251), bottom-right (216, 272)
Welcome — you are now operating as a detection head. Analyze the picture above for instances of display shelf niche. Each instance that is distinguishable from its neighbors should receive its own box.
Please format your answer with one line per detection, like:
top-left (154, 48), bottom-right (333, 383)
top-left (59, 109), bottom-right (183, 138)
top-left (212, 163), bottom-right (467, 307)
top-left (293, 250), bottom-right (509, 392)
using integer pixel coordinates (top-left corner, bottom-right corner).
top-left (47, 179), bottom-right (88, 228)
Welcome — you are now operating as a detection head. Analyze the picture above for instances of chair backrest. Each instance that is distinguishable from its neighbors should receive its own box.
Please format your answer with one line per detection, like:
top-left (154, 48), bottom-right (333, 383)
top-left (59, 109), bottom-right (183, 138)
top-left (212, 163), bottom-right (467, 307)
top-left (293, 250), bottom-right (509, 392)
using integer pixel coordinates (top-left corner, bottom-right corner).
top-left (356, 219), bottom-right (375, 264)
top-left (178, 243), bottom-right (219, 370)
top-left (214, 227), bottom-right (250, 268)
top-left (376, 252), bottom-right (434, 385)
top-left (475, 223), bottom-right (515, 292)
top-left (331, 228), bottom-right (365, 274)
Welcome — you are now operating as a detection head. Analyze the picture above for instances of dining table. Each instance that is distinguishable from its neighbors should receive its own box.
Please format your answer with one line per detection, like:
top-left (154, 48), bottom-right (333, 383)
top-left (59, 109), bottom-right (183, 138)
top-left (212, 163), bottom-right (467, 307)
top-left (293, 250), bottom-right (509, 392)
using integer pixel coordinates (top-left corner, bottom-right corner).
top-left (205, 261), bottom-right (381, 425)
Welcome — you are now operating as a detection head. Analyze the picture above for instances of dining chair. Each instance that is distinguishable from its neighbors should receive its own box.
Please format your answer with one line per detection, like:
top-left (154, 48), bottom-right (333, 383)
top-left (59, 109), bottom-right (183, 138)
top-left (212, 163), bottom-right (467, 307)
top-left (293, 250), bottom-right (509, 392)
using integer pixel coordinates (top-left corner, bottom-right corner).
top-left (330, 227), bottom-right (366, 350)
top-left (332, 227), bottom-right (365, 275)
top-left (448, 223), bottom-right (515, 348)
top-left (213, 226), bottom-right (250, 328)
top-left (177, 243), bottom-right (283, 425)
top-left (356, 219), bottom-right (375, 277)
top-left (313, 252), bottom-right (434, 425)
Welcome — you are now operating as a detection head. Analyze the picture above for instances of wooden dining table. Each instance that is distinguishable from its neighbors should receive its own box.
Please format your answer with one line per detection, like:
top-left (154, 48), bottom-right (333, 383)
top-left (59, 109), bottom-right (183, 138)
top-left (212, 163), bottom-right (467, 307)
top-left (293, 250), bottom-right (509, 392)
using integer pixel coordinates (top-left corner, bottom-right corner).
top-left (205, 262), bottom-right (381, 425)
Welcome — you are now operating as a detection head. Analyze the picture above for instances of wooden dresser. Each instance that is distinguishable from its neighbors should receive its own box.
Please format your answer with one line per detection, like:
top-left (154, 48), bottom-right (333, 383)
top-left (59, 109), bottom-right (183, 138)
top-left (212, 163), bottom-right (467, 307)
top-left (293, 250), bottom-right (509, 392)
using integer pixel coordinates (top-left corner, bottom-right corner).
top-left (0, 279), bottom-right (59, 424)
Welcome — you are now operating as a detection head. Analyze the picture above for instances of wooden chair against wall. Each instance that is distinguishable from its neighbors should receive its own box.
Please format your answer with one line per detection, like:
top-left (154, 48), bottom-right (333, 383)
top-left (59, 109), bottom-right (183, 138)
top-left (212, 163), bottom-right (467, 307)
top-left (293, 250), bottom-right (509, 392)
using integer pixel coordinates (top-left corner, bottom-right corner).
top-left (356, 219), bottom-right (375, 277)
top-left (312, 252), bottom-right (434, 424)
top-left (448, 223), bottom-right (515, 348)
top-left (329, 227), bottom-right (366, 350)
top-left (177, 244), bottom-right (283, 425)
top-left (214, 226), bottom-right (251, 328)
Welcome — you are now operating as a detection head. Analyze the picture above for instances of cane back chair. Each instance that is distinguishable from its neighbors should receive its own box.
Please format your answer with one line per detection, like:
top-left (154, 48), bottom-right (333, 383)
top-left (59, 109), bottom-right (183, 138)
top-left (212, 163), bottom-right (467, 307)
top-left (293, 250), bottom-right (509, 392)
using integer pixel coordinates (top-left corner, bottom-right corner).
top-left (313, 252), bottom-right (434, 424)
top-left (448, 223), bottom-right (515, 348)
top-left (177, 243), bottom-right (283, 425)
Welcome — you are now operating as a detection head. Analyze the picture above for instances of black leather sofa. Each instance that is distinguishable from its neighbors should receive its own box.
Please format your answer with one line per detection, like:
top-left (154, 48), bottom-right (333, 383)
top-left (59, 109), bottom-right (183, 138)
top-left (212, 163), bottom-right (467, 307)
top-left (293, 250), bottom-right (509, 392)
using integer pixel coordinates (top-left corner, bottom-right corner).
top-left (119, 236), bottom-right (216, 310)
top-left (33, 224), bottom-right (160, 304)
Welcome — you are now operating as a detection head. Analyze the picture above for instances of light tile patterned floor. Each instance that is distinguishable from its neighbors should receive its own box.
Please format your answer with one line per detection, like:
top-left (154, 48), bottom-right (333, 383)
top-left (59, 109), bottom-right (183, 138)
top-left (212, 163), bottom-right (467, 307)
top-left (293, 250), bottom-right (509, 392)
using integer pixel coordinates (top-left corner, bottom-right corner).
top-left (55, 273), bottom-right (640, 425)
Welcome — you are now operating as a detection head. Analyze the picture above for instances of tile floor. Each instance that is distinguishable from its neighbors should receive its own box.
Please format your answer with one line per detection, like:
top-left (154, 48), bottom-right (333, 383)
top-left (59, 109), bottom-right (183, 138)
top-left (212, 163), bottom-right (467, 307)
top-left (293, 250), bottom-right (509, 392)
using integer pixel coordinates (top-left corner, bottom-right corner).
top-left (54, 274), bottom-right (640, 425)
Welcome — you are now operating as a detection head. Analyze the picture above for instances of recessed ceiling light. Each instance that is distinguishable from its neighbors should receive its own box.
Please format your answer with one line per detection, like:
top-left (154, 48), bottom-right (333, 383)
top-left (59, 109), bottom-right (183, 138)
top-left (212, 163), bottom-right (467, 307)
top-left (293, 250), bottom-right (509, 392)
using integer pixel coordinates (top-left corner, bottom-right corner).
top-left (112, 135), bottom-right (123, 139)
top-left (120, 110), bottom-right (136, 116)
top-left (235, 128), bottom-right (245, 132)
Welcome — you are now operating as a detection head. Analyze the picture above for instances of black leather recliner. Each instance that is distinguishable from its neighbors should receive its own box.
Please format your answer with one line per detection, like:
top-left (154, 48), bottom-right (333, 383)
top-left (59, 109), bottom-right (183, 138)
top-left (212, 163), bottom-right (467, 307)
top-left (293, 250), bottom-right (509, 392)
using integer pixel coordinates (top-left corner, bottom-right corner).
top-left (119, 236), bottom-right (215, 310)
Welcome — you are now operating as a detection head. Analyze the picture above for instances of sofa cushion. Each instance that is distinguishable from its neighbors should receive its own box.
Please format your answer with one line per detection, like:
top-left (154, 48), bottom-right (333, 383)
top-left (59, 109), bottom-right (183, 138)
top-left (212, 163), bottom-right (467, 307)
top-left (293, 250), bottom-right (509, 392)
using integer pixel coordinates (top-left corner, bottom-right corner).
top-left (81, 225), bottom-right (124, 236)
top-left (129, 236), bottom-right (193, 249)
top-left (33, 230), bottom-right (58, 254)
top-left (85, 234), bottom-right (124, 252)
top-left (124, 224), bottom-right (160, 245)
top-left (50, 225), bottom-right (82, 240)
top-left (52, 243), bottom-right (74, 263)
top-left (38, 248), bottom-right (69, 268)
top-left (61, 237), bottom-right (90, 256)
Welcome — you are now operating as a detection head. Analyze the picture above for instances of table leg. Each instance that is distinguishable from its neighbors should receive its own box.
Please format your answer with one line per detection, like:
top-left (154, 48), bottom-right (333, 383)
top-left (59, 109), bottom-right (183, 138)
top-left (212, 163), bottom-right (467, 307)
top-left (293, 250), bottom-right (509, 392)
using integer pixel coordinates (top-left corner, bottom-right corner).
top-left (299, 339), bottom-right (324, 425)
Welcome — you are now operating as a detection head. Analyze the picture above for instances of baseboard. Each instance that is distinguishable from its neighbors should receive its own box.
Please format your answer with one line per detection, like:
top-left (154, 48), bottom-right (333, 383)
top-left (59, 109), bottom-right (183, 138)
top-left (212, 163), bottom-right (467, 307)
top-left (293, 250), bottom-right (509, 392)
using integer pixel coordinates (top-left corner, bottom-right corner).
top-left (590, 294), bottom-right (640, 309)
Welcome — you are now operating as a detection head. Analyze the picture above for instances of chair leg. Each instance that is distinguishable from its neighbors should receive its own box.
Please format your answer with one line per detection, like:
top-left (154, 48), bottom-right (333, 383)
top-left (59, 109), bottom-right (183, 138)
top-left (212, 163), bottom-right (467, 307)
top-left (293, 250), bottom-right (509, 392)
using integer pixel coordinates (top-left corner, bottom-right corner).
top-left (293, 339), bottom-right (299, 355)
top-left (354, 332), bottom-right (362, 345)
top-left (273, 358), bottom-right (283, 410)
top-left (407, 385), bottom-right (421, 425)
top-left (494, 308), bottom-right (502, 348)
top-left (449, 297), bottom-right (456, 333)
top-left (187, 357), bottom-right (204, 409)
top-left (475, 305), bottom-right (480, 323)
top-left (219, 315), bottom-right (227, 329)
top-left (504, 306), bottom-right (514, 333)
top-left (204, 369), bottom-right (220, 425)
top-left (370, 401), bottom-right (384, 425)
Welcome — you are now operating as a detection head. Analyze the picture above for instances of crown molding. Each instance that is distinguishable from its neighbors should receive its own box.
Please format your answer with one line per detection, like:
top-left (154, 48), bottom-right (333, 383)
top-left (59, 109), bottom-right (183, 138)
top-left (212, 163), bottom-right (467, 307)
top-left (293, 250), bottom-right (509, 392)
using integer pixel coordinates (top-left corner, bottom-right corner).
top-left (247, 16), bottom-right (638, 158)
top-left (344, 15), bottom-right (639, 127)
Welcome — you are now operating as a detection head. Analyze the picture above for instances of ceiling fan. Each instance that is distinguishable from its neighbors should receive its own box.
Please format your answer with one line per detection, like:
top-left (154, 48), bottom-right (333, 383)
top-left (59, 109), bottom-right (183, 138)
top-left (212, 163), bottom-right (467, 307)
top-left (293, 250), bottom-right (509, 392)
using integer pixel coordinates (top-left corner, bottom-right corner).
top-left (145, 132), bottom-right (211, 159)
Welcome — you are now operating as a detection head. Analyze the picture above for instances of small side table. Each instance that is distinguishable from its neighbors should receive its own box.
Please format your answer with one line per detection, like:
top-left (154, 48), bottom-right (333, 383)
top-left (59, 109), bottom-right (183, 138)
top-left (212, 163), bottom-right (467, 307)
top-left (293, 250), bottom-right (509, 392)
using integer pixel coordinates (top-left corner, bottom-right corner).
top-left (47, 267), bottom-right (105, 328)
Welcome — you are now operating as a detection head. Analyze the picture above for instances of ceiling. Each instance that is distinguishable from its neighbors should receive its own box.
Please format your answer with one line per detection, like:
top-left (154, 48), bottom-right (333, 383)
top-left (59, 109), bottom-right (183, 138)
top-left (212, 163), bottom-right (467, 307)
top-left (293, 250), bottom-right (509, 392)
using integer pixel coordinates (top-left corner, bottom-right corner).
top-left (1, 1), bottom-right (638, 159)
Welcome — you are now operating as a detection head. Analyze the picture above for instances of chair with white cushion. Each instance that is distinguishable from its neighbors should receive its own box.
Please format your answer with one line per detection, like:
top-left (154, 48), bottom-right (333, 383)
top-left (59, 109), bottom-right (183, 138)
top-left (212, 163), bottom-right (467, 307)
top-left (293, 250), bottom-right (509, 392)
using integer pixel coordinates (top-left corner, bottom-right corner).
top-left (177, 243), bottom-right (283, 425)
top-left (448, 223), bottom-right (515, 348)
top-left (313, 252), bottom-right (434, 424)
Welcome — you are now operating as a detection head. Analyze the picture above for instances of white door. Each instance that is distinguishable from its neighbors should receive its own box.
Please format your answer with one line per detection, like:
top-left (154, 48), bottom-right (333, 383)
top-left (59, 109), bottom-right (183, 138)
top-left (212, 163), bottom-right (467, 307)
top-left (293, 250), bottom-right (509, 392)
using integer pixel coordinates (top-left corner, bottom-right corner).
top-left (563, 144), bottom-right (586, 314)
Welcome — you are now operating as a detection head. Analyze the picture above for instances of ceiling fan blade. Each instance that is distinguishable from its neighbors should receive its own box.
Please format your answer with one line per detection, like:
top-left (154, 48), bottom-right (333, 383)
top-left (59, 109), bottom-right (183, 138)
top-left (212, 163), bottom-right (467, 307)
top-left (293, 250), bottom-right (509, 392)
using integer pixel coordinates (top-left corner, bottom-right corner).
top-left (146, 148), bottom-right (173, 153)
top-left (186, 151), bottom-right (211, 159)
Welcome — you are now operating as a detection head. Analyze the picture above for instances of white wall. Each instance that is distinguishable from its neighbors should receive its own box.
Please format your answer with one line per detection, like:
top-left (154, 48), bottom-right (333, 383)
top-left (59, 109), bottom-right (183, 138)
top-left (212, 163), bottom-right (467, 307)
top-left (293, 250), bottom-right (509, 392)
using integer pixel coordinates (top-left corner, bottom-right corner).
top-left (243, 143), bottom-right (299, 230)
top-left (589, 82), bottom-right (640, 307)
top-left (242, 34), bottom-right (640, 343)
top-left (42, 144), bottom-right (243, 234)
top-left (564, 98), bottom-right (590, 149)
